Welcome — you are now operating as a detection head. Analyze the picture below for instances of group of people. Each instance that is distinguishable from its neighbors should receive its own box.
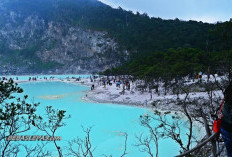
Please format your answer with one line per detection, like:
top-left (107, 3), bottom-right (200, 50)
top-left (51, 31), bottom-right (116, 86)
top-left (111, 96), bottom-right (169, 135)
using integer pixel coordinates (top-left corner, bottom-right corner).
top-left (95, 77), bottom-right (131, 92)
top-left (187, 72), bottom-right (204, 82)
top-left (0, 77), bottom-right (18, 81)
top-left (29, 76), bottom-right (57, 81)
top-left (29, 77), bottom-right (37, 81)
top-left (116, 80), bottom-right (130, 90)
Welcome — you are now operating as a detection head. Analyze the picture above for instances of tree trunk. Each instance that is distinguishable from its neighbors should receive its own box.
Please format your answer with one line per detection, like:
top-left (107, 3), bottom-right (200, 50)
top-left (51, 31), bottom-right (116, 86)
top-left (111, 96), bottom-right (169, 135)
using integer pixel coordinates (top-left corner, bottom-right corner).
top-left (202, 116), bottom-right (217, 157)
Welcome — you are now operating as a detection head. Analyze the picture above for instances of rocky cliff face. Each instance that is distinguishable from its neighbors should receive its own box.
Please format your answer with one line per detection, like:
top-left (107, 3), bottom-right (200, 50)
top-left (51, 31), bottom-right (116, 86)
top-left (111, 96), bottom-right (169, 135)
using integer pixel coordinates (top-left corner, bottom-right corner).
top-left (0, 1), bottom-right (128, 74)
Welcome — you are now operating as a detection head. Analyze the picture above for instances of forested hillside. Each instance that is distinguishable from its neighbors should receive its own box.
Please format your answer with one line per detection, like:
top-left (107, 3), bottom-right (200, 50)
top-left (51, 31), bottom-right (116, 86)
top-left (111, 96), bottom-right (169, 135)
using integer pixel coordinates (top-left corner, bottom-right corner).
top-left (0, 0), bottom-right (231, 75)
top-left (5, 0), bottom-right (217, 51)
top-left (102, 19), bottom-right (232, 79)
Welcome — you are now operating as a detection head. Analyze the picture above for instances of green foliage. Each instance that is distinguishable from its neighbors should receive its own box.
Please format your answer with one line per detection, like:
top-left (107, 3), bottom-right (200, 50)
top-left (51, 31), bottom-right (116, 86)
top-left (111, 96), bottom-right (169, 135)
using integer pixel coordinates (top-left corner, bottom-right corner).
top-left (104, 48), bottom-right (203, 78)
top-left (210, 19), bottom-right (232, 51)
top-left (0, 80), bottom-right (69, 156)
top-left (0, 79), bottom-right (39, 134)
top-left (2, 0), bottom-right (232, 76)
top-left (104, 47), bottom-right (232, 79)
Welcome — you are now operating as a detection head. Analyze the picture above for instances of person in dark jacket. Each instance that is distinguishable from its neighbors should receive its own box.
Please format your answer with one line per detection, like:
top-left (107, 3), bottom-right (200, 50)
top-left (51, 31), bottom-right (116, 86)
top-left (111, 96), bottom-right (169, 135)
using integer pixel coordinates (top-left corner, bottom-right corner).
top-left (221, 82), bottom-right (232, 157)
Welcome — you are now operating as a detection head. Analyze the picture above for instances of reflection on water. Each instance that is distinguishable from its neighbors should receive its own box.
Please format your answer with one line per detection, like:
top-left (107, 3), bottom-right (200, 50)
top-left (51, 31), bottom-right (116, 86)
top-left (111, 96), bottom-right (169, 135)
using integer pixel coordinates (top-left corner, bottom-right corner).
top-left (39, 94), bottom-right (66, 100)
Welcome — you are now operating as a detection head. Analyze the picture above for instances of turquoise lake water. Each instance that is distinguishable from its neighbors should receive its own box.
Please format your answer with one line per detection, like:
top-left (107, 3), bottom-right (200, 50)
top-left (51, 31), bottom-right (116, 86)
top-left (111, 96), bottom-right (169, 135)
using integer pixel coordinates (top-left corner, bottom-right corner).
top-left (2, 75), bottom-right (184, 156)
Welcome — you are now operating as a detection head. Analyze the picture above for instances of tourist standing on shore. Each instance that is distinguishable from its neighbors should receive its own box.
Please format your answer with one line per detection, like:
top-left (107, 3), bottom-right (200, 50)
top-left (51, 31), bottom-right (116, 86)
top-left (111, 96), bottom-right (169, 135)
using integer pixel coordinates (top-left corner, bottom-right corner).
top-left (91, 84), bottom-right (94, 90)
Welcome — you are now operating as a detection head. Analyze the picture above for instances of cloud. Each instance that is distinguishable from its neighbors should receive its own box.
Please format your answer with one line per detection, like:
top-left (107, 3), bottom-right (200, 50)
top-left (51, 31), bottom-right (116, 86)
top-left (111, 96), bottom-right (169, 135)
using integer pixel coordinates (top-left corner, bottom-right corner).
top-left (98, 0), bottom-right (232, 23)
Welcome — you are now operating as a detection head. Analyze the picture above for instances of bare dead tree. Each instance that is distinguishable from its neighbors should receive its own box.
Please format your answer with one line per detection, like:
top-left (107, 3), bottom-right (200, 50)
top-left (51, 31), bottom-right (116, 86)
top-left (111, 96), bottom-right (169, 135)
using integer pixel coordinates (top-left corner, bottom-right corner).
top-left (212, 74), bottom-right (229, 94)
top-left (166, 75), bottom-right (227, 156)
top-left (191, 80), bottom-right (224, 157)
top-left (36, 106), bottom-right (70, 157)
top-left (67, 127), bottom-right (129, 157)
top-left (135, 134), bottom-right (155, 157)
top-left (21, 142), bottom-right (52, 157)
top-left (136, 114), bottom-right (160, 157)
top-left (0, 80), bottom-right (40, 157)
top-left (102, 131), bottom-right (128, 157)
top-left (67, 126), bottom-right (96, 157)
top-left (138, 82), bottom-right (201, 157)
top-left (163, 86), bottom-right (195, 152)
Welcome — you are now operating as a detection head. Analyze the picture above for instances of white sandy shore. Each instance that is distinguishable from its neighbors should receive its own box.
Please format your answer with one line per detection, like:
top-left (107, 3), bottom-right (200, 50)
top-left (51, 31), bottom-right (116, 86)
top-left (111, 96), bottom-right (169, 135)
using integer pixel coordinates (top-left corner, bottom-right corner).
top-left (13, 74), bottom-right (223, 112)
top-left (13, 77), bottom-right (156, 109)
top-left (80, 77), bottom-right (208, 139)
top-left (80, 76), bottom-right (223, 112)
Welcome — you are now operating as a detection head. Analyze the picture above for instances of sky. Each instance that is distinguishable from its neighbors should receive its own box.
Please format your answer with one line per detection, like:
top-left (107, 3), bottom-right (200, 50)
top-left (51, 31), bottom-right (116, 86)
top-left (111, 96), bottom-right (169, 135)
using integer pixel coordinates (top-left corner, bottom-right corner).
top-left (98, 0), bottom-right (232, 23)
